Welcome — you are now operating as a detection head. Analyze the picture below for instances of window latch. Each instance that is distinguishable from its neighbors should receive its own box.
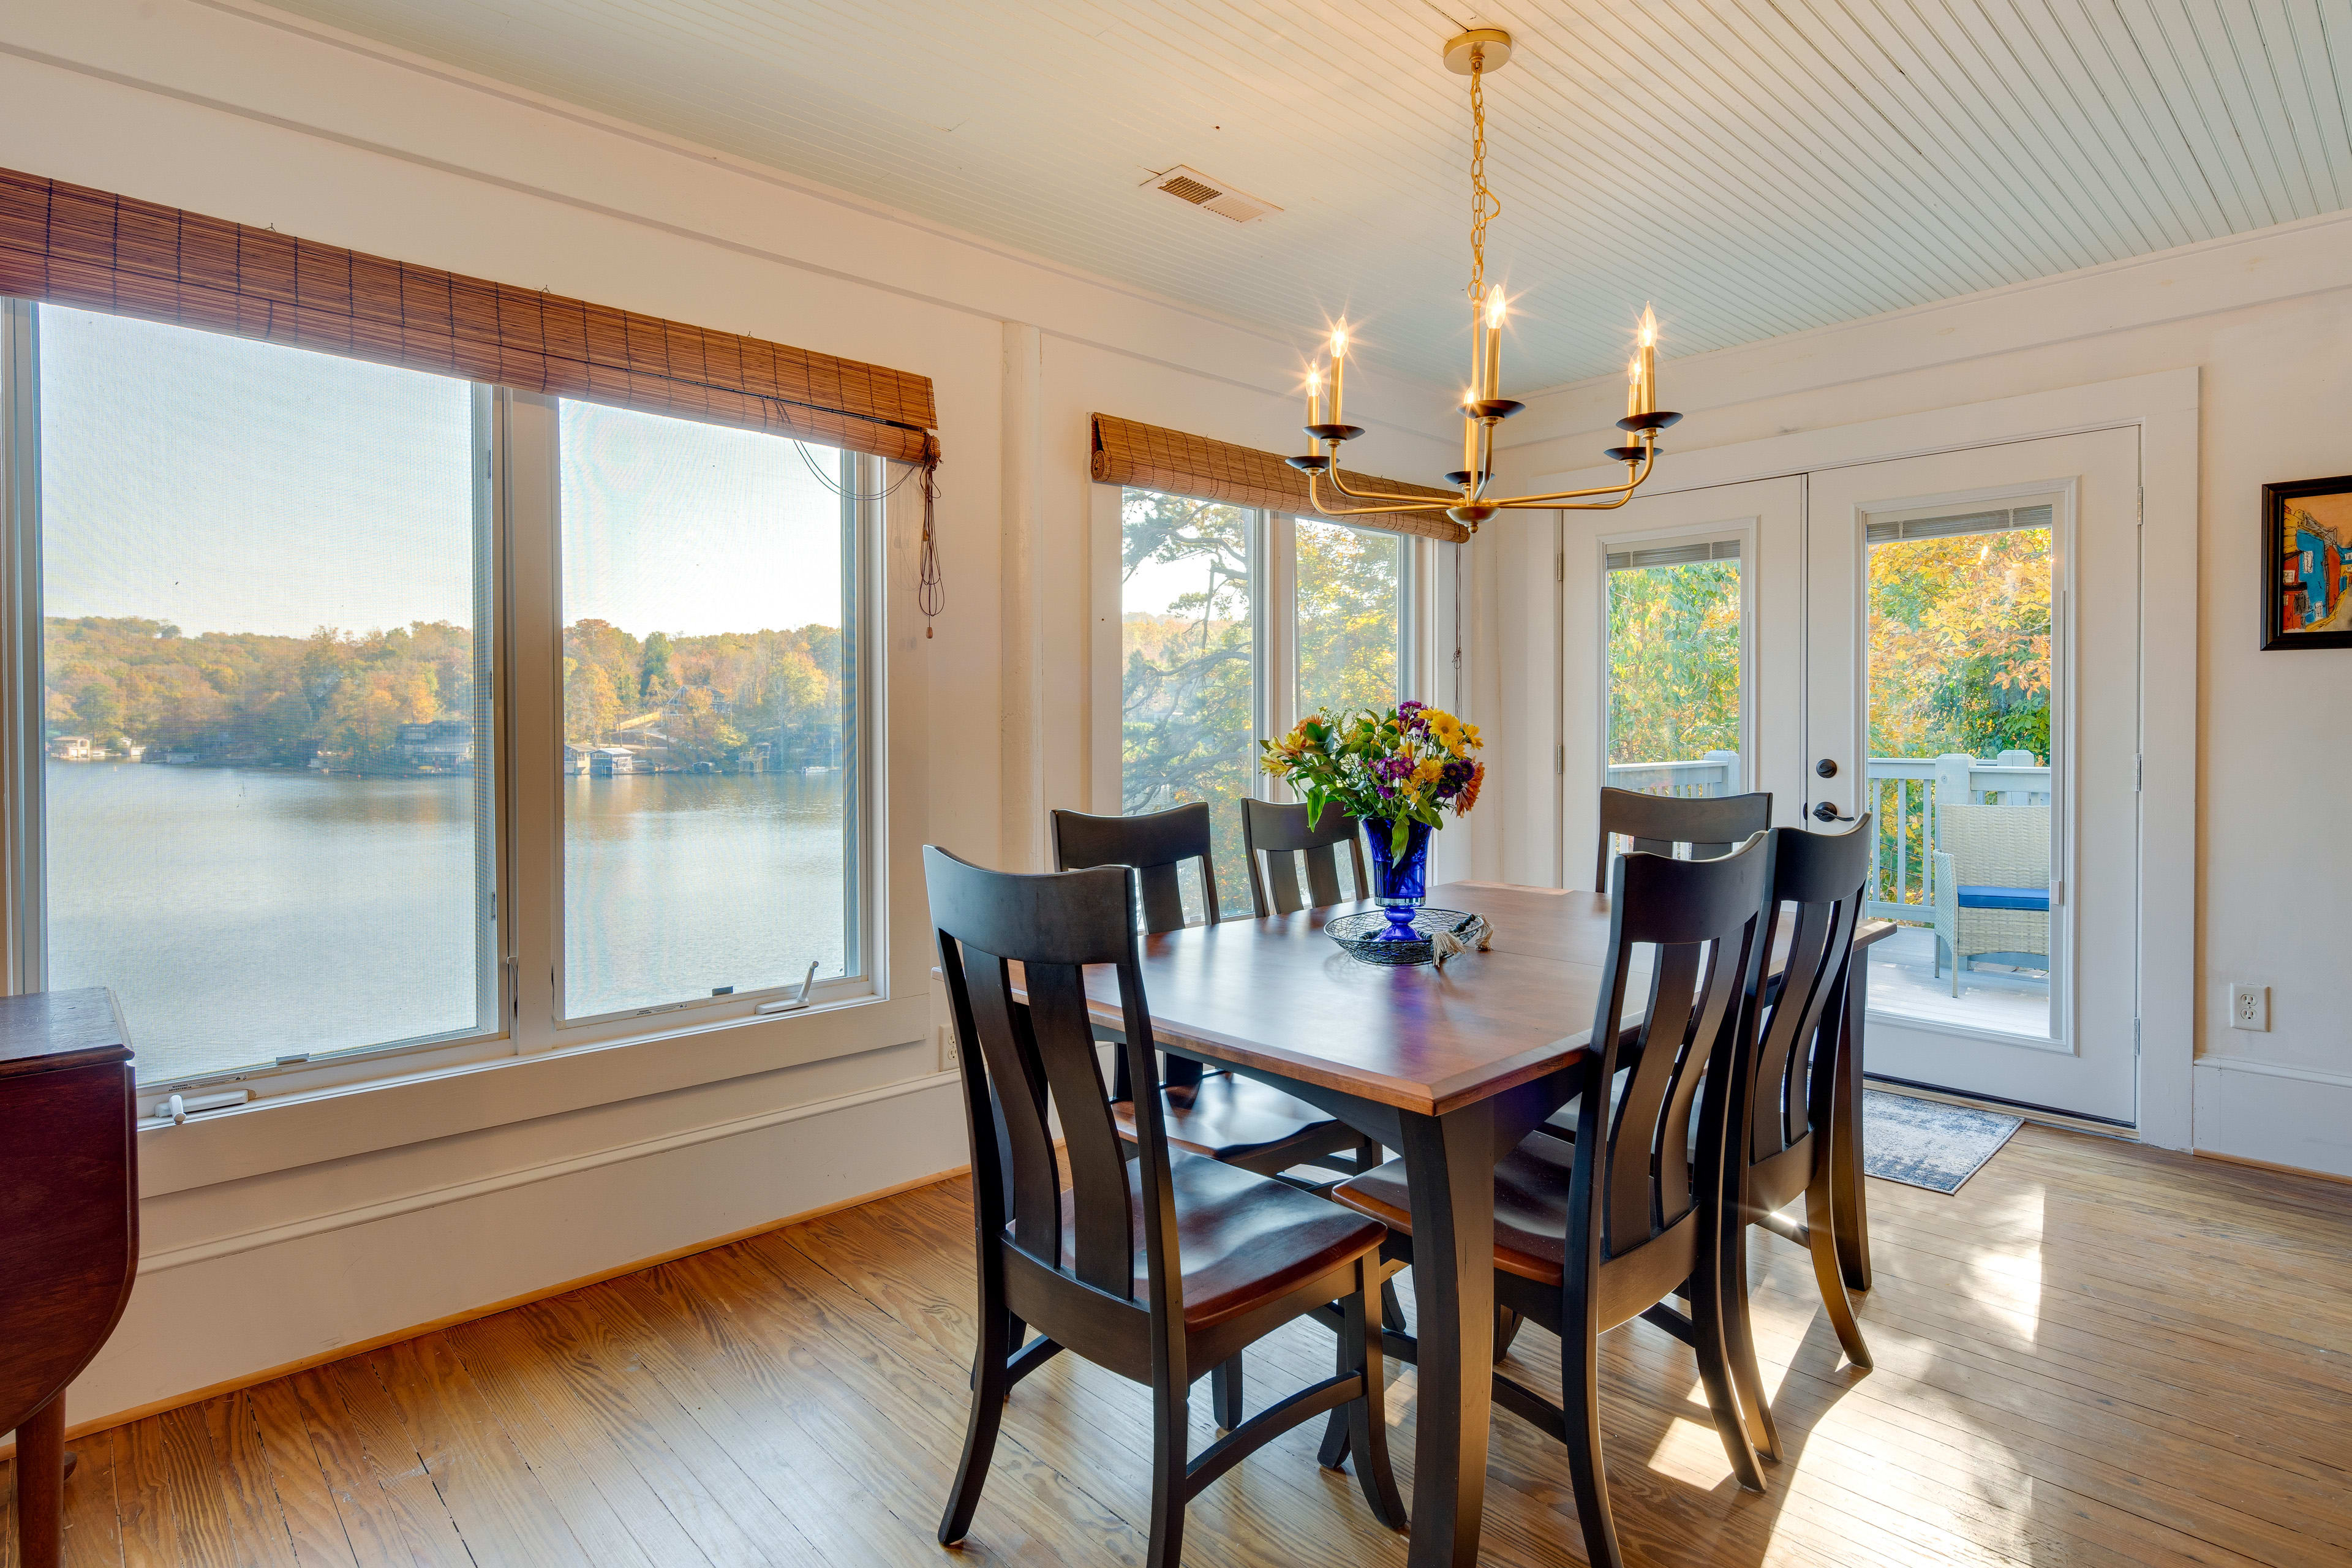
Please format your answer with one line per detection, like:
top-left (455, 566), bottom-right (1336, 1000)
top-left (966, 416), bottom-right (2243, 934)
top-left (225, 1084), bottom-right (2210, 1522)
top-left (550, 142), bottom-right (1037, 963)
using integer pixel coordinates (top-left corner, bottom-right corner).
top-left (756, 961), bottom-right (823, 1016)
top-left (144, 1088), bottom-right (251, 1128)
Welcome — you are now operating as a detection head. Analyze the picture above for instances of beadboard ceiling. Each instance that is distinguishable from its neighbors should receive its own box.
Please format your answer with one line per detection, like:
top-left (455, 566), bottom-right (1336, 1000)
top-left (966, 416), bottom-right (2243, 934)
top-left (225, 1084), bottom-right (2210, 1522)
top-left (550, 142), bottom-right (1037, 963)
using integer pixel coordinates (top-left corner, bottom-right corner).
top-left (262, 0), bottom-right (2352, 390)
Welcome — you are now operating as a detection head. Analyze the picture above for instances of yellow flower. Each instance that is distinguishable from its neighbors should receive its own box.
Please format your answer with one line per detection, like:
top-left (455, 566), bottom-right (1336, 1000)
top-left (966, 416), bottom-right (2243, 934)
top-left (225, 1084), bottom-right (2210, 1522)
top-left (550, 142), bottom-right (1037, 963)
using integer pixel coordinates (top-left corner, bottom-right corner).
top-left (1411, 758), bottom-right (1442, 787)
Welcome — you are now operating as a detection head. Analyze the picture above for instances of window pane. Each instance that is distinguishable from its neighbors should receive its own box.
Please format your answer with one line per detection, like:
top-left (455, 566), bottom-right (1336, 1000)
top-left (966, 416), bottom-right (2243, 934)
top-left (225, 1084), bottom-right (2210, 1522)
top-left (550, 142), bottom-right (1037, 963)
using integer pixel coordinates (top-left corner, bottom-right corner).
top-left (1120, 488), bottom-right (1254, 918)
top-left (559, 402), bottom-right (858, 1019)
top-left (36, 307), bottom-right (492, 1084)
top-left (1295, 518), bottom-right (1403, 716)
top-left (1604, 551), bottom-right (1743, 798)
top-left (1864, 518), bottom-right (2056, 1039)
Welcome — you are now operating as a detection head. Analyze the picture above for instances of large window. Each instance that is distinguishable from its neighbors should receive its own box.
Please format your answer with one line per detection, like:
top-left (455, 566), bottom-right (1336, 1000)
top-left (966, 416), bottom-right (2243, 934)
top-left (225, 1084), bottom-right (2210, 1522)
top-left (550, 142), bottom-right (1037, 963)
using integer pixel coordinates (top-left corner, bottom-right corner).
top-left (1120, 488), bottom-right (1256, 914)
top-left (1295, 518), bottom-right (1405, 716)
top-left (3, 301), bottom-right (876, 1090)
top-left (28, 307), bottom-right (493, 1085)
top-left (557, 403), bottom-right (861, 1019)
top-left (1603, 538), bottom-right (1745, 799)
top-left (1117, 489), bottom-right (1416, 918)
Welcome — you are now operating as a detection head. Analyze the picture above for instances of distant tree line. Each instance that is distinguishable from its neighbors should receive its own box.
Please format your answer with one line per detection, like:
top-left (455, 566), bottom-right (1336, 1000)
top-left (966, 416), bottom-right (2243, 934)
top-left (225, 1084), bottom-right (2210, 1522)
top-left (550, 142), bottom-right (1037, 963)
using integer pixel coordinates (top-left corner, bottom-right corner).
top-left (563, 618), bottom-right (842, 769)
top-left (42, 613), bottom-right (845, 772)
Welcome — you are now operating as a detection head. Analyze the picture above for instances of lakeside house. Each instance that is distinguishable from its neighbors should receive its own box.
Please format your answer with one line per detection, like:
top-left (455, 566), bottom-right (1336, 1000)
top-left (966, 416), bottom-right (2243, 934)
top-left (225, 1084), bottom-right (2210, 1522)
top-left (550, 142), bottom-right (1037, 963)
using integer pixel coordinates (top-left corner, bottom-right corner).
top-left (396, 719), bottom-right (474, 771)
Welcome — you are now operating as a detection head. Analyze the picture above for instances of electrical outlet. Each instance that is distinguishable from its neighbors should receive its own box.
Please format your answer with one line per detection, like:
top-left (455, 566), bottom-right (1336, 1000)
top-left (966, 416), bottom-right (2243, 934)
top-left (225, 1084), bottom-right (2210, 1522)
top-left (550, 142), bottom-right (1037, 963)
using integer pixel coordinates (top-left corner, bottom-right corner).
top-left (937, 1023), bottom-right (960, 1072)
top-left (2229, 983), bottom-right (2269, 1032)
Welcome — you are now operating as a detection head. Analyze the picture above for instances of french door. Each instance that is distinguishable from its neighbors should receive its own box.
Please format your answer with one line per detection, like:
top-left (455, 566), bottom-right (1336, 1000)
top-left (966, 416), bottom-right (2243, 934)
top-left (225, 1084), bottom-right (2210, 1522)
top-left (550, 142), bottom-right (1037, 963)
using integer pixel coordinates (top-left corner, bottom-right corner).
top-left (1801, 431), bottom-right (2141, 1125)
top-left (1583, 429), bottom-right (2142, 1124)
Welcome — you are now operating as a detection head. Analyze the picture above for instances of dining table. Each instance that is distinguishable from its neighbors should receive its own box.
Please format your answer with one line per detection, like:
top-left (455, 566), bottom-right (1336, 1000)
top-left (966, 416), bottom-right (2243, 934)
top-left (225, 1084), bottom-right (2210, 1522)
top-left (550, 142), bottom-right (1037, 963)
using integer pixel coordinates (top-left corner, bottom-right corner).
top-left (1056, 877), bottom-right (1895, 1568)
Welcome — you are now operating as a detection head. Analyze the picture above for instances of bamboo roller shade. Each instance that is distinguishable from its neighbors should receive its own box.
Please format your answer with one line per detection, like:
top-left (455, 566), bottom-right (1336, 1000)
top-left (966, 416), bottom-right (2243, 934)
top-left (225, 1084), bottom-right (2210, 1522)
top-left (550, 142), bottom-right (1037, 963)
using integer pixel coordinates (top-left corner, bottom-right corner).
top-left (0, 167), bottom-right (938, 467)
top-left (1091, 413), bottom-right (1468, 544)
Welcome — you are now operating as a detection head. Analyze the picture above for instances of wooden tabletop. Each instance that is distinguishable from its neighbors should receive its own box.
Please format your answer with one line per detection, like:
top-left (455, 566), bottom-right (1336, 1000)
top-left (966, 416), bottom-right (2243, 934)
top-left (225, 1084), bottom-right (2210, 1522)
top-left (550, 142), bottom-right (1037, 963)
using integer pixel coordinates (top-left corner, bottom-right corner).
top-left (0, 989), bottom-right (130, 1081)
top-left (1069, 881), bottom-right (1894, 1120)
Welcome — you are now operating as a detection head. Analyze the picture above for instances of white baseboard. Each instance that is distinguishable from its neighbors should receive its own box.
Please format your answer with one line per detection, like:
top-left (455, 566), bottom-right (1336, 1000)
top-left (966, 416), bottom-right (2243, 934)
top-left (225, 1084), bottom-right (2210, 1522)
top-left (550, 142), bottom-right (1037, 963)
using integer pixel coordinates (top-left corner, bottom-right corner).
top-left (2191, 1055), bottom-right (2352, 1181)
top-left (48, 1068), bottom-right (968, 1433)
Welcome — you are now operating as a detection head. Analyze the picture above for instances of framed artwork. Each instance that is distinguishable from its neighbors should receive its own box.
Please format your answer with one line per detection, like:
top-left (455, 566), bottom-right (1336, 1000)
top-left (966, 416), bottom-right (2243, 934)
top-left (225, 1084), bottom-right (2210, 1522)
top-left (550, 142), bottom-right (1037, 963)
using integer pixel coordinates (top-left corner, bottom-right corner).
top-left (2263, 475), bottom-right (2352, 650)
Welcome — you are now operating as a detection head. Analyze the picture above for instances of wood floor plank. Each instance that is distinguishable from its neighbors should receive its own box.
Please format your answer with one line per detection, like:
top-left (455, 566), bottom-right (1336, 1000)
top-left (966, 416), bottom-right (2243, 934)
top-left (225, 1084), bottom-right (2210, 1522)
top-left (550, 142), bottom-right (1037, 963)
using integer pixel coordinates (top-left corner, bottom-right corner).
top-left (236, 1382), bottom-right (358, 1568)
top-left (365, 1335), bottom-right (594, 1567)
top-left (436, 1313), bottom-right (682, 1568)
top-left (58, 1426), bottom-right (126, 1568)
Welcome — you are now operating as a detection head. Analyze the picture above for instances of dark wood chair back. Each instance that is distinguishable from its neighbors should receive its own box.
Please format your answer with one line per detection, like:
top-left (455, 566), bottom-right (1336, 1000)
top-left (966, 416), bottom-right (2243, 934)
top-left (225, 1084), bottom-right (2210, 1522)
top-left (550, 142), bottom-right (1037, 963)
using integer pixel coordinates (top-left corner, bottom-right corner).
top-left (1050, 802), bottom-right (1219, 930)
top-left (1744, 821), bottom-right (1872, 1205)
top-left (1711, 819), bottom-right (1879, 1463)
top-left (1595, 787), bottom-right (1773, 888)
top-left (1568, 835), bottom-right (1772, 1321)
top-left (1240, 797), bottom-right (1366, 916)
top-left (925, 846), bottom-right (1180, 1321)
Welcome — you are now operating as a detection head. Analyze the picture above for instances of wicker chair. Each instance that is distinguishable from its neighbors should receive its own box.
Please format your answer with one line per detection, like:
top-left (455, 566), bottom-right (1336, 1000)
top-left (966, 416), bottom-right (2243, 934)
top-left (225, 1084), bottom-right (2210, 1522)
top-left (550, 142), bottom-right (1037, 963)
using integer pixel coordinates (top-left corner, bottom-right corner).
top-left (1931, 804), bottom-right (2051, 994)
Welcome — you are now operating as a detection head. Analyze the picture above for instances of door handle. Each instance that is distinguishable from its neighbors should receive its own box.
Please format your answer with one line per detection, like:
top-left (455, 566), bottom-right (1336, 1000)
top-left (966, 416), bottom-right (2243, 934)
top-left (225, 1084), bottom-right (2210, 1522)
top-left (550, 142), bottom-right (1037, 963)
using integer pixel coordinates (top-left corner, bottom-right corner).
top-left (1812, 801), bottom-right (1855, 823)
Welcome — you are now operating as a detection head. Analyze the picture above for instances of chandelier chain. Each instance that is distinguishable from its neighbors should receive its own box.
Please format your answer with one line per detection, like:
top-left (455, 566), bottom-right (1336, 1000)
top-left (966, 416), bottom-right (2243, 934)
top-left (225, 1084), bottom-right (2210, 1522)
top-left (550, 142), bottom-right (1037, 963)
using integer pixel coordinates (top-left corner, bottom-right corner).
top-left (1466, 47), bottom-right (1502, 309)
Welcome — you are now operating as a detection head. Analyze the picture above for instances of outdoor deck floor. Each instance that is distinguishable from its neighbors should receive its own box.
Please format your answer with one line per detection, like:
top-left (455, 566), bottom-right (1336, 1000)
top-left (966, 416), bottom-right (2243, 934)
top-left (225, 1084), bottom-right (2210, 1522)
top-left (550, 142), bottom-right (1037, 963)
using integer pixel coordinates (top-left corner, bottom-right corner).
top-left (1867, 924), bottom-right (2052, 1038)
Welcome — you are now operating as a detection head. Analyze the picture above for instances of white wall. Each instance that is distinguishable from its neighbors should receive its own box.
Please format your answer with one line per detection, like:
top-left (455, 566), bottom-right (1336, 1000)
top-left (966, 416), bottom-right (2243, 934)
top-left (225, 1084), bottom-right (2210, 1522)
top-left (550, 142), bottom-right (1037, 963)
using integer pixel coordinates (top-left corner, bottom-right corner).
top-left (0, 0), bottom-right (1457, 1429)
top-left (1483, 209), bottom-right (2352, 1177)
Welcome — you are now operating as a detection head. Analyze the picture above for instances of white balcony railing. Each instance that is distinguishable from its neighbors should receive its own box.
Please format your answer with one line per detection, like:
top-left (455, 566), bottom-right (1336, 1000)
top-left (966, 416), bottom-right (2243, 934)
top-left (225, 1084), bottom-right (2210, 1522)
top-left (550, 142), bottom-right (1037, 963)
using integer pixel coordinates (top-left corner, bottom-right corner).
top-left (1604, 750), bottom-right (2049, 921)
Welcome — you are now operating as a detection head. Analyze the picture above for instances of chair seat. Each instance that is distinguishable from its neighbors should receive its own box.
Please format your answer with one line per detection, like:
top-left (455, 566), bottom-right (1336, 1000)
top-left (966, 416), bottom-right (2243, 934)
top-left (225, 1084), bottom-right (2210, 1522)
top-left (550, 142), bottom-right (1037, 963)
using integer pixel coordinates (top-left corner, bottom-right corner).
top-left (1023, 1151), bottom-right (1385, 1329)
top-left (1956, 883), bottom-right (2049, 912)
top-left (1110, 1072), bottom-right (1349, 1163)
top-left (1332, 1134), bottom-right (1581, 1287)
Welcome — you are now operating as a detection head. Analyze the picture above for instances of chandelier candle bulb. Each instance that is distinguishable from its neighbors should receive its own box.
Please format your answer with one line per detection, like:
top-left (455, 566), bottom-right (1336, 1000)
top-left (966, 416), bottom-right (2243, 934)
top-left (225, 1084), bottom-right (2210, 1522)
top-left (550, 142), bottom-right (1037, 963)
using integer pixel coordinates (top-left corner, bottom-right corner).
top-left (1305, 366), bottom-right (1323, 430)
top-left (1328, 322), bottom-right (1348, 424)
top-left (1636, 306), bottom-right (1659, 417)
top-left (1482, 285), bottom-right (1505, 399)
top-left (1626, 356), bottom-right (1642, 420)
top-left (1463, 391), bottom-right (1478, 475)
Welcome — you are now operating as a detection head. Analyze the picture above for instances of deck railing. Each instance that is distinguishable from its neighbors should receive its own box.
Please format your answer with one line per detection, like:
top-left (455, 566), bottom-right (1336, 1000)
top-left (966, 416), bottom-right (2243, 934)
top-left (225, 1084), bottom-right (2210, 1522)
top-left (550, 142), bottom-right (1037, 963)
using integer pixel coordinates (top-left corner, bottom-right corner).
top-left (1603, 750), bottom-right (2050, 920)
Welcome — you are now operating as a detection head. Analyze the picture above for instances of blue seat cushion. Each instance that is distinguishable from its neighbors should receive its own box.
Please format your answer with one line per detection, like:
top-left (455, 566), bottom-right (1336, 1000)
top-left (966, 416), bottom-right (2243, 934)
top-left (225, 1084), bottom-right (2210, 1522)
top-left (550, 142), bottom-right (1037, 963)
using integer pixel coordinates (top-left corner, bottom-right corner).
top-left (1956, 884), bottom-right (2049, 912)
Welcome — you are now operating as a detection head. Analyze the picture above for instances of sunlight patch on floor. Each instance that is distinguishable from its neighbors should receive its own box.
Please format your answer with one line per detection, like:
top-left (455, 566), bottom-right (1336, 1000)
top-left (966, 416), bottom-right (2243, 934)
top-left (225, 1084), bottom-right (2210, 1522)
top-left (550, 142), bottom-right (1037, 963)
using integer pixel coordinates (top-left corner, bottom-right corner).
top-left (1961, 1186), bottom-right (2047, 1344)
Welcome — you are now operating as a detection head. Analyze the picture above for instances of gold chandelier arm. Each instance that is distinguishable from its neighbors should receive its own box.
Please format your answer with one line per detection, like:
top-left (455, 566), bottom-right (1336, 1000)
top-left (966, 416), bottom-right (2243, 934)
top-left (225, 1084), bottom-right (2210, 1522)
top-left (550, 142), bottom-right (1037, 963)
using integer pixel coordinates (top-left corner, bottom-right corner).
top-left (1480, 437), bottom-right (1659, 507)
top-left (1306, 470), bottom-right (1458, 518)
top-left (1319, 462), bottom-right (1456, 507)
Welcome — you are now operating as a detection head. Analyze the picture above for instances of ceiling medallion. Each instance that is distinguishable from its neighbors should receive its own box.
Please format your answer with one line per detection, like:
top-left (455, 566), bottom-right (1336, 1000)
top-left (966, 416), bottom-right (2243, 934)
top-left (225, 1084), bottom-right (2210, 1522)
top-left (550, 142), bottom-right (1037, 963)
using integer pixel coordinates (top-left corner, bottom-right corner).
top-left (1287, 29), bottom-right (1681, 532)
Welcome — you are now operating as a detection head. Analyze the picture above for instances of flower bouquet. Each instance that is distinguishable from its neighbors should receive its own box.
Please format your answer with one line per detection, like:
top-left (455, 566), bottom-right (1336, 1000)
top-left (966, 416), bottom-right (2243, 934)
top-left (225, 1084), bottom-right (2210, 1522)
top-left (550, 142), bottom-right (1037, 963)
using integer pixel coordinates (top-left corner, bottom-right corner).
top-left (1262, 700), bottom-right (1485, 941)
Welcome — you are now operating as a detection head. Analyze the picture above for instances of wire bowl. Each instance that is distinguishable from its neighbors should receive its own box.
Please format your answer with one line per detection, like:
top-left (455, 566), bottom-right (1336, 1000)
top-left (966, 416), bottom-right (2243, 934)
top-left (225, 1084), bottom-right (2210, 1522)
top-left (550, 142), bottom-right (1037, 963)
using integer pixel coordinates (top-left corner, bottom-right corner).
top-left (1325, 907), bottom-right (1482, 967)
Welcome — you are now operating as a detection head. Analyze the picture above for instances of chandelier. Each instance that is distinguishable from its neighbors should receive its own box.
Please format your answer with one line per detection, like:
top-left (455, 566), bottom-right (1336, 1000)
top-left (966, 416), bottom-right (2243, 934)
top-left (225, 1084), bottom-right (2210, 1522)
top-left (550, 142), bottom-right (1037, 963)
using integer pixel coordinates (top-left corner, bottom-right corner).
top-left (1289, 29), bottom-right (1679, 532)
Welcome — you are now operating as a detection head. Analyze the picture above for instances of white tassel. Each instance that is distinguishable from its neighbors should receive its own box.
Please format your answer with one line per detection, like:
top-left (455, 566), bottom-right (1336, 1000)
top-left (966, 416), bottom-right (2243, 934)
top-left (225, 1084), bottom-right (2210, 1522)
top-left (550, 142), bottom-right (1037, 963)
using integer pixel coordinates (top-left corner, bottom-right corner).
top-left (1431, 913), bottom-right (1491, 966)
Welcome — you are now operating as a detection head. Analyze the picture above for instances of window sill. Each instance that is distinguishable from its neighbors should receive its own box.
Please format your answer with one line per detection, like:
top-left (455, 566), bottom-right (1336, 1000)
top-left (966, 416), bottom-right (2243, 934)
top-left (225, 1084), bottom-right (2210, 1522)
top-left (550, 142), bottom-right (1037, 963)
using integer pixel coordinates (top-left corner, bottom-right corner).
top-left (134, 986), bottom-right (932, 1198)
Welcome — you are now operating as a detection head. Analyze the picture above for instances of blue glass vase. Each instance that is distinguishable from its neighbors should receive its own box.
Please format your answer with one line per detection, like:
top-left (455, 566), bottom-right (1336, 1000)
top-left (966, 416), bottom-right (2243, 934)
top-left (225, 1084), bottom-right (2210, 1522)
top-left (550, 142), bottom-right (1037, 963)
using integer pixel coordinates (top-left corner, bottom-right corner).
top-left (1364, 818), bottom-right (1434, 941)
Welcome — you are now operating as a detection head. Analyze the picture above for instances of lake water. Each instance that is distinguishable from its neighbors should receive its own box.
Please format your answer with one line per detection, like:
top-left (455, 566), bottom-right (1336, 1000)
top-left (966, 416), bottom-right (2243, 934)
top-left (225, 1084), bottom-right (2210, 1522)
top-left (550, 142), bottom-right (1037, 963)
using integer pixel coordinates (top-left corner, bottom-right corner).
top-left (43, 763), bottom-right (848, 1085)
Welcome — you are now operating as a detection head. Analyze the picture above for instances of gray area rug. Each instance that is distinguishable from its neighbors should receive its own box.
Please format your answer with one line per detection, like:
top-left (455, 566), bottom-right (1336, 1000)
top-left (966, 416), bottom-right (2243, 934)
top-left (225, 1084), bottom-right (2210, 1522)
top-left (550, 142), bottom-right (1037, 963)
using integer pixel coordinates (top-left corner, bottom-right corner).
top-left (1863, 1090), bottom-right (2023, 1193)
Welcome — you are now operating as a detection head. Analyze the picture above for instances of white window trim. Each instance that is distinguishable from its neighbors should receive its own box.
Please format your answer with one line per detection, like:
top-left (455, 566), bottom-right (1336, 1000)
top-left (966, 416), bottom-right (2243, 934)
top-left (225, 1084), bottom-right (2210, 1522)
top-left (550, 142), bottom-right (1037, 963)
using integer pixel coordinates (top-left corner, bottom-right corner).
top-left (0, 304), bottom-right (923, 1189)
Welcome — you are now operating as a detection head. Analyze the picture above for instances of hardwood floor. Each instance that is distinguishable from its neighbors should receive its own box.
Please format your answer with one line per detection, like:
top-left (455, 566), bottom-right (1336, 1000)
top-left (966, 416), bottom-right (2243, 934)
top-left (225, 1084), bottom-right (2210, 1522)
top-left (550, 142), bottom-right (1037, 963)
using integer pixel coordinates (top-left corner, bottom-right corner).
top-left (6, 1125), bottom-right (2348, 1567)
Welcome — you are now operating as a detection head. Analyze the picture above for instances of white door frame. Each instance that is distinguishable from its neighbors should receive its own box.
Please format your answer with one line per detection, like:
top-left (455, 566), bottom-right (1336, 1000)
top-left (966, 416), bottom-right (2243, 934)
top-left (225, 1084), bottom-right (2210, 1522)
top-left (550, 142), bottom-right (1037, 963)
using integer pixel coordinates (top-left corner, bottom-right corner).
top-left (1527, 368), bottom-right (2197, 1148)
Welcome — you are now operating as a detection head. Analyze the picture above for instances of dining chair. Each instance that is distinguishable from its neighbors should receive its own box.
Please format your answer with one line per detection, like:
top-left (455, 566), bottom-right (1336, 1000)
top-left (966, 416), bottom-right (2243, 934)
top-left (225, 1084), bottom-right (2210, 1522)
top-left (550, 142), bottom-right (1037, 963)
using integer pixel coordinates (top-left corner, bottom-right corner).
top-left (1331, 835), bottom-right (1775, 1568)
top-left (1714, 820), bottom-right (1876, 1464)
top-left (1594, 785), bottom-right (1774, 888)
top-left (924, 847), bottom-right (1405, 1566)
top-left (1239, 795), bottom-right (1367, 914)
top-left (1050, 805), bottom-right (1373, 1188)
top-left (1054, 803), bottom-right (1385, 1428)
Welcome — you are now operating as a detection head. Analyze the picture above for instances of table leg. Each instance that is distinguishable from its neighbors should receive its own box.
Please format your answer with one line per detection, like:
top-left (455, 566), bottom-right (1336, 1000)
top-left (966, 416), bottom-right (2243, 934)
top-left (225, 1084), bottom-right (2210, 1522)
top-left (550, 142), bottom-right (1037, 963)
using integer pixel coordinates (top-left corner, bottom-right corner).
top-left (18, 1390), bottom-right (66, 1568)
top-left (1833, 951), bottom-right (1874, 1292)
top-left (1398, 1102), bottom-right (1499, 1568)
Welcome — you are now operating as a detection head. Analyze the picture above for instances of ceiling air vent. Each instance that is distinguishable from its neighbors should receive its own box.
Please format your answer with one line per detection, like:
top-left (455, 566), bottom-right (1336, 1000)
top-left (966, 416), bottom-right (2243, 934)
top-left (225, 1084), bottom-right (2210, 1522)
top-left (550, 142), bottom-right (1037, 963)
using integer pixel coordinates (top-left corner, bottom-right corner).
top-left (1143, 164), bottom-right (1279, 224)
